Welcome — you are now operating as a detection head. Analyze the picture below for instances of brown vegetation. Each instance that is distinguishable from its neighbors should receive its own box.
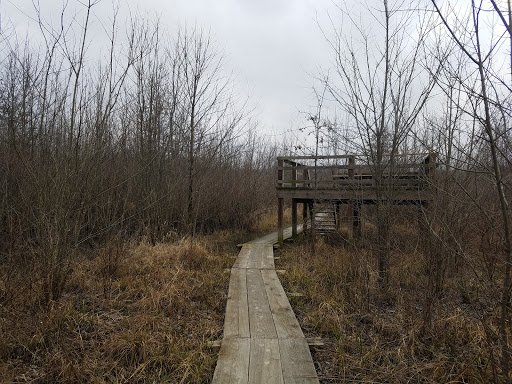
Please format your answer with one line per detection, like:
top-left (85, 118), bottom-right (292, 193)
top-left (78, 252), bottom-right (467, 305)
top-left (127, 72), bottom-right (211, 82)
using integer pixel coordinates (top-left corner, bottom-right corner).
top-left (310, 1), bottom-right (512, 380)
top-left (277, 217), bottom-right (505, 383)
top-left (0, 3), bottom-right (277, 353)
top-left (0, 5), bottom-right (279, 382)
top-left (0, 232), bottom-right (248, 383)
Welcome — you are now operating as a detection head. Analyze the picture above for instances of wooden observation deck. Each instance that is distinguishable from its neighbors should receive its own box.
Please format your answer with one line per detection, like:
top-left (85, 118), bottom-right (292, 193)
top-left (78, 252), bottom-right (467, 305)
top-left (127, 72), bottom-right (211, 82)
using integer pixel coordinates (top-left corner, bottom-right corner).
top-left (276, 153), bottom-right (437, 243)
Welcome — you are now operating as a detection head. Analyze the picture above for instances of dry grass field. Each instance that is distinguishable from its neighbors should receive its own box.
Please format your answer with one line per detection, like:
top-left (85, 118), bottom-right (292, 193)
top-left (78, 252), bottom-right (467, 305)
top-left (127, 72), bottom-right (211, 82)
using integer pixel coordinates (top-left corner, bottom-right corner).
top-left (0, 208), bottom-right (289, 384)
top-left (277, 224), bottom-right (501, 383)
top-left (0, 208), bottom-right (505, 383)
top-left (0, 231), bottom-right (252, 384)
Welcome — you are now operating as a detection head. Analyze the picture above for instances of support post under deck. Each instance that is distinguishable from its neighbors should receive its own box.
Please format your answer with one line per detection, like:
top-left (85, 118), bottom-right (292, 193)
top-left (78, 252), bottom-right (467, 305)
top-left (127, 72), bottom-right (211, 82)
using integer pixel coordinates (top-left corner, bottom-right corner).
top-left (335, 202), bottom-right (341, 230)
top-left (302, 202), bottom-right (308, 233)
top-left (278, 198), bottom-right (284, 245)
top-left (309, 201), bottom-right (315, 239)
top-left (353, 200), bottom-right (362, 239)
top-left (278, 159), bottom-right (284, 245)
top-left (292, 199), bottom-right (297, 237)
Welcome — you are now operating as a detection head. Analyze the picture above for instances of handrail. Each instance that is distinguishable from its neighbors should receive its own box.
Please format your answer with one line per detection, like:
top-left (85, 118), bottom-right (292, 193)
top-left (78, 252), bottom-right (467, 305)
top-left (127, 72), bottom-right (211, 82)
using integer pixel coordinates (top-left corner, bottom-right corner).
top-left (276, 153), bottom-right (437, 192)
top-left (277, 152), bottom-right (434, 161)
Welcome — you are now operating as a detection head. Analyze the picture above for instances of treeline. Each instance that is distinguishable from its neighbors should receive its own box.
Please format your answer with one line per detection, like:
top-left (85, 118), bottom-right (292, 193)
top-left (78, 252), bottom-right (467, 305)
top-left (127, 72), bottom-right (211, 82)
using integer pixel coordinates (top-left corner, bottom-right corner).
top-left (0, 8), bottom-right (277, 302)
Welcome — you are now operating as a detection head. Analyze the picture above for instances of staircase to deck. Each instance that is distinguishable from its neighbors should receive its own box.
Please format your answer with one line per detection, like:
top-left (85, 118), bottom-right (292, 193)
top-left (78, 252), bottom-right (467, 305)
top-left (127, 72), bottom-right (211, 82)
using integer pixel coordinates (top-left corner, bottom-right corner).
top-left (313, 201), bottom-right (337, 234)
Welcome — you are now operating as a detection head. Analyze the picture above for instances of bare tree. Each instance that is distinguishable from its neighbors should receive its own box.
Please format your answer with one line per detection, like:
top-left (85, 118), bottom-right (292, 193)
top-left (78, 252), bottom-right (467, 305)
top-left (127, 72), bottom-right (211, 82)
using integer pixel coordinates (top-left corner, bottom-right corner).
top-left (322, 0), bottom-right (440, 286)
top-left (431, 1), bottom-right (512, 380)
top-left (174, 27), bottom-right (248, 234)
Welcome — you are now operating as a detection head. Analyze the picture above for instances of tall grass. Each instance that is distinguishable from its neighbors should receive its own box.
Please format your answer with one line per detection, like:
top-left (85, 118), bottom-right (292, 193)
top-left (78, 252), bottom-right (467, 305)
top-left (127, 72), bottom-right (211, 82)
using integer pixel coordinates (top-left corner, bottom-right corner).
top-left (0, 232), bottom-right (244, 383)
top-left (277, 225), bottom-right (500, 383)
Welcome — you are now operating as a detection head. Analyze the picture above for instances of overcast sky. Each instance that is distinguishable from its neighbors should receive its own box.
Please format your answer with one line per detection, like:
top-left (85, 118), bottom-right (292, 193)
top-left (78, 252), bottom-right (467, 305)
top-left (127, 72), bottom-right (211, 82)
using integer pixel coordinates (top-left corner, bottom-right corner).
top-left (1, 0), bottom-right (341, 140)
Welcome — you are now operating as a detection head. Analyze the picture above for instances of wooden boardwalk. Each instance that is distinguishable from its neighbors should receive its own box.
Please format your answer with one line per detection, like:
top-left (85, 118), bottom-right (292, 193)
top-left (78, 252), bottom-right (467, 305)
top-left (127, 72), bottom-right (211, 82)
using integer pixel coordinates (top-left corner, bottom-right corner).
top-left (212, 227), bottom-right (319, 384)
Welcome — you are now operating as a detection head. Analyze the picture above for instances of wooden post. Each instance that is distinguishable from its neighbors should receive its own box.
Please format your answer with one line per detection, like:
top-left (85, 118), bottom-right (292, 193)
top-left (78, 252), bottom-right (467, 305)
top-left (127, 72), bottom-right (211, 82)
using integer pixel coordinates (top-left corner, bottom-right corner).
top-left (291, 163), bottom-right (297, 238)
top-left (292, 161), bottom-right (297, 188)
top-left (353, 200), bottom-right (362, 239)
top-left (348, 156), bottom-right (360, 237)
top-left (348, 155), bottom-right (355, 179)
top-left (335, 202), bottom-right (341, 230)
top-left (303, 201), bottom-right (308, 233)
top-left (278, 198), bottom-right (284, 245)
top-left (292, 199), bottom-right (297, 237)
top-left (278, 159), bottom-right (284, 186)
top-left (303, 168), bottom-right (310, 188)
top-left (278, 159), bottom-right (284, 245)
top-left (309, 201), bottom-right (316, 239)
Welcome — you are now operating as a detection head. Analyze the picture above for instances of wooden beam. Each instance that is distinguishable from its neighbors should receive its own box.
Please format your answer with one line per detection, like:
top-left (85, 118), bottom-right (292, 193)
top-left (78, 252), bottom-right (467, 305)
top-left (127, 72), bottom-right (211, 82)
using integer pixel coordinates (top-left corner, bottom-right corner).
top-left (302, 202), bottom-right (308, 233)
top-left (306, 337), bottom-right (325, 347)
top-left (292, 199), bottom-right (297, 237)
top-left (278, 198), bottom-right (284, 245)
top-left (277, 189), bottom-right (432, 201)
top-left (207, 340), bottom-right (222, 348)
top-left (335, 202), bottom-right (341, 230)
top-left (277, 152), bottom-right (433, 161)
top-left (353, 200), bottom-right (362, 239)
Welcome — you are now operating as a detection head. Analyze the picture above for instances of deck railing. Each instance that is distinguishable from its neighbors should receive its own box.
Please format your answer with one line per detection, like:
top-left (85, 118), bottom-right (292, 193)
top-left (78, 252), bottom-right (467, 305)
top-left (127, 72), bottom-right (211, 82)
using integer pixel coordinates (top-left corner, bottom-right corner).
top-left (277, 153), bottom-right (437, 193)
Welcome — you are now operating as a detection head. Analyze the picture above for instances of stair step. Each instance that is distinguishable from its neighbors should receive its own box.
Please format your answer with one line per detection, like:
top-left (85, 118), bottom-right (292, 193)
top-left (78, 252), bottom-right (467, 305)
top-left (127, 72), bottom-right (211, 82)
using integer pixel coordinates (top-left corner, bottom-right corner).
top-left (312, 201), bottom-right (338, 235)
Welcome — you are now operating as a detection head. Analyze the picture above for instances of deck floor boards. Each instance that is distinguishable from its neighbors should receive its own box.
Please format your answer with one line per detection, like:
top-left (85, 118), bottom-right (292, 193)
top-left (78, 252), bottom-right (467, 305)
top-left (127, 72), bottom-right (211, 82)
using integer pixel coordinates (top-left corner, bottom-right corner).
top-left (212, 227), bottom-right (319, 384)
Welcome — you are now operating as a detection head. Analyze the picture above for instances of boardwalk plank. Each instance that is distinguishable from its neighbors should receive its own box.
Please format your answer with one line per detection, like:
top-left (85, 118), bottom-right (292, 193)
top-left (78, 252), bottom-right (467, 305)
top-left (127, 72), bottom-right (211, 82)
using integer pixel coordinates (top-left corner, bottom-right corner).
top-left (260, 244), bottom-right (275, 270)
top-left (246, 244), bottom-right (263, 269)
top-left (279, 339), bottom-right (319, 384)
top-left (211, 338), bottom-right (250, 384)
top-left (248, 338), bottom-right (283, 384)
top-left (233, 245), bottom-right (251, 269)
top-left (250, 225), bottom-right (300, 244)
top-left (261, 269), bottom-right (304, 339)
top-left (223, 269), bottom-right (239, 338)
top-left (245, 243), bottom-right (275, 269)
top-left (247, 269), bottom-right (277, 338)
top-left (224, 268), bottom-right (249, 338)
top-left (238, 270), bottom-right (250, 337)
